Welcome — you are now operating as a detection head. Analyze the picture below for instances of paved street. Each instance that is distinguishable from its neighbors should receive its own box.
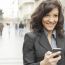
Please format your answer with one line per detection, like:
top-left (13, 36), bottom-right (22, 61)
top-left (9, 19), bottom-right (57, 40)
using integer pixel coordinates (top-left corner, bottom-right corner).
top-left (0, 24), bottom-right (28, 65)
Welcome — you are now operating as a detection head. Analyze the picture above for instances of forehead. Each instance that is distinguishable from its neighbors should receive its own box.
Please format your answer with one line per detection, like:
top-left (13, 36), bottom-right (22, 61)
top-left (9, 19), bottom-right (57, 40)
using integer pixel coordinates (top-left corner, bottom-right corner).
top-left (48, 8), bottom-right (59, 14)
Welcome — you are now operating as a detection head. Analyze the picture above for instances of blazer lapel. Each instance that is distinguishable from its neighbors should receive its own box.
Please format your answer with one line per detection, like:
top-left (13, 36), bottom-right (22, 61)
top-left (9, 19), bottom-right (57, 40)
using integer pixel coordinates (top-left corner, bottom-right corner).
top-left (56, 34), bottom-right (64, 48)
top-left (39, 32), bottom-right (52, 51)
top-left (38, 31), bottom-right (64, 52)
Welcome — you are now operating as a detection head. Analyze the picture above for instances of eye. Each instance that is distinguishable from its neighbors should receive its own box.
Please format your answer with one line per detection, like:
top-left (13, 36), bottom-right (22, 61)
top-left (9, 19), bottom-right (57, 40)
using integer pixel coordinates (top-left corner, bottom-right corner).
top-left (54, 14), bottom-right (58, 17)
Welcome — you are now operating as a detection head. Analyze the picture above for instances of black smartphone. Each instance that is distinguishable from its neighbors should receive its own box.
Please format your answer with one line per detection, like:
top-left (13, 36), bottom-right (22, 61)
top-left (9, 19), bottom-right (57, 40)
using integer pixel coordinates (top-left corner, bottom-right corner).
top-left (52, 48), bottom-right (62, 52)
top-left (52, 48), bottom-right (62, 58)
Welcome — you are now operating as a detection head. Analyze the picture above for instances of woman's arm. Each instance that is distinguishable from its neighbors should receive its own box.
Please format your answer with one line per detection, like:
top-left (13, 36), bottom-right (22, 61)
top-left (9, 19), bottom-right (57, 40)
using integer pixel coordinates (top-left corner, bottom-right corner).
top-left (23, 33), bottom-right (40, 65)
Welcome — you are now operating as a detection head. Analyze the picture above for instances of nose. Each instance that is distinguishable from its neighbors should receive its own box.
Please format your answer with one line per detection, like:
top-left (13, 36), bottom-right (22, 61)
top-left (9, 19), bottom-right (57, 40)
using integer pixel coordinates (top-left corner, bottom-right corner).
top-left (49, 17), bottom-right (54, 22)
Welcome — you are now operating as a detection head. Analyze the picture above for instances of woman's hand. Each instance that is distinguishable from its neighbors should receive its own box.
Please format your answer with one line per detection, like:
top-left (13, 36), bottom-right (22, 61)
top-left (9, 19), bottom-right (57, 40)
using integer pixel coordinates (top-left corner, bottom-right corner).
top-left (40, 51), bottom-right (61, 65)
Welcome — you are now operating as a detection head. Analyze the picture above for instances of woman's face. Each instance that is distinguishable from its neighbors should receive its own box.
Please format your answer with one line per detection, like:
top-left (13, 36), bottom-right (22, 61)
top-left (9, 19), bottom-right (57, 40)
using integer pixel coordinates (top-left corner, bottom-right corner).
top-left (42, 8), bottom-right (59, 32)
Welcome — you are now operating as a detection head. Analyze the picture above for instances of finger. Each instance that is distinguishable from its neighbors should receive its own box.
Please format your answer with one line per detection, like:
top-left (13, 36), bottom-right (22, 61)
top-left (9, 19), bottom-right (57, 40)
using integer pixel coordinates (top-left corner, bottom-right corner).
top-left (45, 51), bottom-right (52, 56)
top-left (45, 51), bottom-right (52, 59)
top-left (53, 55), bottom-right (61, 61)
top-left (48, 55), bottom-right (61, 65)
top-left (49, 51), bottom-right (61, 58)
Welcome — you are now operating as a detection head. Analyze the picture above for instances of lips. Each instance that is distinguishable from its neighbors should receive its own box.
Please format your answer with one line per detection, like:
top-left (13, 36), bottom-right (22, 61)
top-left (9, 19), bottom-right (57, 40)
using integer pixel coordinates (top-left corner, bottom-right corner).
top-left (46, 23), bottom-right (55, 25)
top-left (46, 23), bottom-right (56, 28)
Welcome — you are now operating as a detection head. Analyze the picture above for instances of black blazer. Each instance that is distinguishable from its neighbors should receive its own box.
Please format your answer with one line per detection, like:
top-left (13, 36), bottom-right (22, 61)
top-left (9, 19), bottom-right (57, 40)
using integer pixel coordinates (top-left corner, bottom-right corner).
top-left (23, 31), bottom-right (65, 65)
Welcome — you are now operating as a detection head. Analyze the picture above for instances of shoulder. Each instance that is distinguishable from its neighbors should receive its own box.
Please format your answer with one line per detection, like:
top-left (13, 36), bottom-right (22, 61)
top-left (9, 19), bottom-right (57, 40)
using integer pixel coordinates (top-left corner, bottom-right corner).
top-left (24, 31), bottom-right (40, 40)
top-left (23, 32), bottom-right (37, 50)
top-left (23, 31), bottom-right (41, 50)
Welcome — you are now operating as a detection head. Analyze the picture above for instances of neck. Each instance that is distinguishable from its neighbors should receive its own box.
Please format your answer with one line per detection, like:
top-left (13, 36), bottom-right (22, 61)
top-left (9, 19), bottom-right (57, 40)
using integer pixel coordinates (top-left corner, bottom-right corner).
top-left (47, 31), bottom-right (53, 44)
top-left (48, 31), bottom-right (52, 38)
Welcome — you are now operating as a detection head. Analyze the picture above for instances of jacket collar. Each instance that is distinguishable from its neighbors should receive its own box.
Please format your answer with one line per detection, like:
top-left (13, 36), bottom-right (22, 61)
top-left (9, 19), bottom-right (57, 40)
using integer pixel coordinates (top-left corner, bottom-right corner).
top-left (38, 31), bottom-right (64, 51)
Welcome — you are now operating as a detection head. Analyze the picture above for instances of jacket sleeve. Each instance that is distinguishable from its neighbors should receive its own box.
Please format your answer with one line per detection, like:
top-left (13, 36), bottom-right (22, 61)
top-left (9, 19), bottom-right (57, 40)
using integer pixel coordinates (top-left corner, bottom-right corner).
top-left (23, 33), bottom-right (40, 65)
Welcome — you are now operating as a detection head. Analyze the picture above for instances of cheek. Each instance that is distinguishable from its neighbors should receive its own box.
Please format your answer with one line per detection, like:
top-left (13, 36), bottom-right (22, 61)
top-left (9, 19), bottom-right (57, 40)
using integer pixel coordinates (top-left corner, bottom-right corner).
top-left (42, 19), bottom-right (45, 25)
top-left (55, 17), bottom-right (58, 22)
top-left (42, 18), bottom-right (47, 25)
top-left (42, 21), bottom-right (47, 28)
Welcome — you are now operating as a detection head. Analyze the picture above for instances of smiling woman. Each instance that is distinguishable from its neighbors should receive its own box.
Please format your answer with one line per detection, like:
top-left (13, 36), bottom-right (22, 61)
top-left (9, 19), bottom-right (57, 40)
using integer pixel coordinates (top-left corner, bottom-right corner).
top-left (23, 0), bottom-right (65, 65)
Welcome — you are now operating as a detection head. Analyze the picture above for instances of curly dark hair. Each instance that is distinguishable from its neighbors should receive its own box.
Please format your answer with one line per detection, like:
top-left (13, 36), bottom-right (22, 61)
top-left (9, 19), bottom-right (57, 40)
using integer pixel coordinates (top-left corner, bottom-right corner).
top-left (30, 0), bottom-right (64, 37)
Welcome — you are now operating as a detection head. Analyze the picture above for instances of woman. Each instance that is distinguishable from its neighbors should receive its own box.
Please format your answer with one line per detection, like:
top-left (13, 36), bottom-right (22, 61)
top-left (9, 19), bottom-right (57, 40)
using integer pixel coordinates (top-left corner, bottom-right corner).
top-left (23, 0), bottom-right (65, 65)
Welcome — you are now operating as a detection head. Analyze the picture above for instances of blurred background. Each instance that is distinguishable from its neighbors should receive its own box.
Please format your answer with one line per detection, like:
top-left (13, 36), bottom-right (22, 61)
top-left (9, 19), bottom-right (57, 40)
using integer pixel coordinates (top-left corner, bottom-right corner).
top-left (0, 0), bottom-right (65, 65)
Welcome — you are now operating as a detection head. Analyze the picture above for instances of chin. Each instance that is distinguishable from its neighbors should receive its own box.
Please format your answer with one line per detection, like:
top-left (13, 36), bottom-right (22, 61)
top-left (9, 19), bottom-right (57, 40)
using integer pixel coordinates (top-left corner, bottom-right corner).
top-left (47, 28), bottom-right (54, 31)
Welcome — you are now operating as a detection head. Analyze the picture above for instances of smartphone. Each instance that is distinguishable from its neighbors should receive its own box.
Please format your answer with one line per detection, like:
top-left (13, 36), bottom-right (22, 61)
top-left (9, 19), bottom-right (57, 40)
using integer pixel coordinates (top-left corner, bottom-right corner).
top-left (52, 48), bottom-right (62, 58)
top-left (52, 48), bottom-right (62, 52)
